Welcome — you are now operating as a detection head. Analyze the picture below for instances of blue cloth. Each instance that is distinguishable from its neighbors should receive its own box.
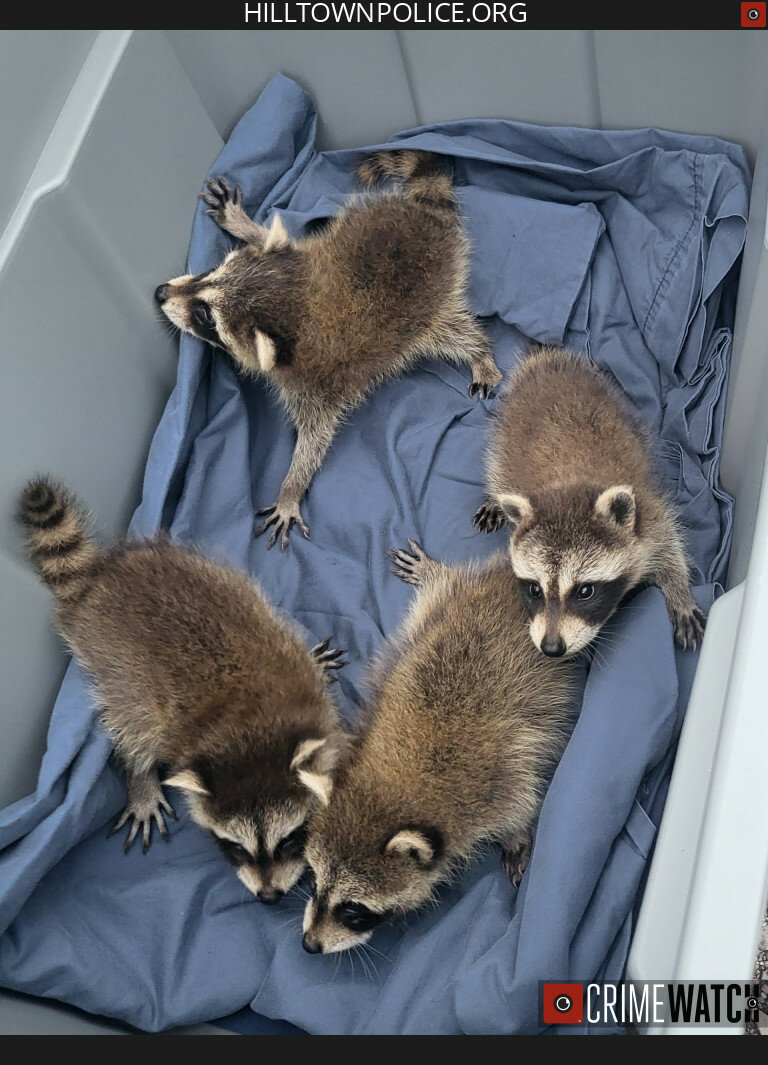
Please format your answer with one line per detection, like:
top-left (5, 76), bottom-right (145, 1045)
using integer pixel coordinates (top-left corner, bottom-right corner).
top-left (0, 75), bottom-right (749, 1034)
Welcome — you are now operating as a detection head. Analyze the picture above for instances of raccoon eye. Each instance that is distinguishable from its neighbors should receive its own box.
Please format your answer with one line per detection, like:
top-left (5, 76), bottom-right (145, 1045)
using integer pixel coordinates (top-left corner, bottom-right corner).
top-left (275, 824), bottom-right (308, 859)
top-left (528, 582), bottom-right (543, 599)
top-left (193, 303), bottom-right (215, 330)
top-left (576, 584), bottom-right (595, 601)
top-left (214, 835), bottom-right (250, 865)
top-left (333, 901), bottom-right (384, 933)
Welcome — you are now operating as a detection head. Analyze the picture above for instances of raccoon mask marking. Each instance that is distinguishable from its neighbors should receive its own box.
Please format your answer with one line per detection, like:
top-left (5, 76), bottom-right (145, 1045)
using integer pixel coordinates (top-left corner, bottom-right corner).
top-left (502, 485), bottom-right (641, 657)
top-left (301, 824), bottom-right (444, 954)
top-left (165, 733), bottom-right (343, 904)
top-left (155, 222), bottom-right (299, 374)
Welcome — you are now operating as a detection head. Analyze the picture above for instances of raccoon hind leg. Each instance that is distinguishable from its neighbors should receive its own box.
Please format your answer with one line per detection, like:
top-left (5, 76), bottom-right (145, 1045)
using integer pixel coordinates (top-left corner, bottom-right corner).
top-left (388, 540), bottom-right (444, 586)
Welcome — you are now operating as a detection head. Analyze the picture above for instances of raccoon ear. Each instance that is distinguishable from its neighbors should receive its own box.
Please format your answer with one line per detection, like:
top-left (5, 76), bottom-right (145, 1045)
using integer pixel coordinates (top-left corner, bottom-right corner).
top-left (595, 485), bottom-right (636, 530)
top-left (163, 769), bottom-right (210, 796)
top-left (291, 734), bottom-right (348, 806)
top-left (385, 826), bottom-right (443, 869)
top-left (496, 492), bottom-right (532, 526)
top-left (263, 213), bottom-right (293, 251)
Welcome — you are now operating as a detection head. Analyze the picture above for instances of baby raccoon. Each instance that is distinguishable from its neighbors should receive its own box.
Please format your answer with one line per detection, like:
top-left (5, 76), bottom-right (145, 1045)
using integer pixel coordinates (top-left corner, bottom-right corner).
top-left (474, 344), bottom-right (706, 656)
top-left (301, 542), bottom-right (577, 955)
top-left (156, 149), bottom-right (500, 550)
top-left (19, 477), bottom-right (346, 903)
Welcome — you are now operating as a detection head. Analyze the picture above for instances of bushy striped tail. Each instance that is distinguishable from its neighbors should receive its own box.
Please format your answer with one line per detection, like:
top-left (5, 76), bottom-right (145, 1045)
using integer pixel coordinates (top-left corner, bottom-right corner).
top-left (18, 477), bottom-right (98, 606)
top-left (357, 149), bottom-right (456, 212)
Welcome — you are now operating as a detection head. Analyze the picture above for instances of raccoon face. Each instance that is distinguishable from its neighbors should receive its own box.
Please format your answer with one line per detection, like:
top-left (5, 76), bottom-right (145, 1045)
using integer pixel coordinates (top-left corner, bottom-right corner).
top-left (301, 823), bottom-right (444, 954)
top-left (155, 215), bottom-right (298, 375)
top-left (164, 734), bottom-right (342, 905)
top-left (498, 485), bottom-right (642, 657)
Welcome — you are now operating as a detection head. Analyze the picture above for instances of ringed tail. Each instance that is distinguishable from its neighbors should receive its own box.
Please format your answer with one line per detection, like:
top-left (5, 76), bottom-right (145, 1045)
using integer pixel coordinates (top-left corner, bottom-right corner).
top-left (18, 477), bottom-right (98, 605)
top-left (357, 149), bottom-right (456, 212)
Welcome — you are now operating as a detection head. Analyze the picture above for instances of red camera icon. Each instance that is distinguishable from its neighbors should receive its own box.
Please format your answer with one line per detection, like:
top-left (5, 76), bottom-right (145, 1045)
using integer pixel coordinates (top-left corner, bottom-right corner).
top-left (741, 2), bottom-right (767, 26)
top-left (542, 982), bottom-right (584, 1024)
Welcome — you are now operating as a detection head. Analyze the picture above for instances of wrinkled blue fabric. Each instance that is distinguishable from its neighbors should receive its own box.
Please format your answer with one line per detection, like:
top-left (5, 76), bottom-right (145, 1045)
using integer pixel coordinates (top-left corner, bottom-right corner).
top-left (0, 74), bottom-right (749, 1034)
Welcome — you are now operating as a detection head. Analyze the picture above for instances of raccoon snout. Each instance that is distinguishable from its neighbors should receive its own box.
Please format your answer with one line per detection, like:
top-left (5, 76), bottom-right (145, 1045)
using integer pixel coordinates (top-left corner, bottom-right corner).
top-left (256, 888), bottom-right (284, 906)
top-left (154, 284), bottom-right (171, 304)
top-left (302, 932), bottom-right (322, 954)
top-left (540, 636), bottom-right (566, 658)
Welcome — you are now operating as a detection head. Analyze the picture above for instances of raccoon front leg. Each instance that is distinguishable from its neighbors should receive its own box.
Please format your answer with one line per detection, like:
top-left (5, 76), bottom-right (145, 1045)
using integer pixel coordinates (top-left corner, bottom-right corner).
top-left (200, 177), bottom-right (267, 246)
top-left (657, 562), bottom-right (707, 651)
top-left (649, 521), bottom-right (707, 650)
top-left (500, 830), bottom-right (532, 888)
top-left (108, 766), bottom-right (176, 854)
top-left (441, 314), bottom-right (502, 400)
top-left (255, 403), bottom-right (341, 550)
top-left (473, 497), bottom-right (508, 534)
top-left (388, 540), bottom-right (445, 586)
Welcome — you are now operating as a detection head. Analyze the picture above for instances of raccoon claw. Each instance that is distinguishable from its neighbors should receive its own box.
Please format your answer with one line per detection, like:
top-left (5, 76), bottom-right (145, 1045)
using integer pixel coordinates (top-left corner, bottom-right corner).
top-left (501, 835), bottom-right (532, 888)
top-left (109, 786), bottom-right (175, 854)
top-left (468, 367), bottom-right (502, 401)
top-left (389, 540), bottom-right (436, 585)
top-left (473, 498), bottom-right (507, 534)
top-left (255, 501), bottom-right (310, 550)
top-left (311, 636), bottom-right (348, 679)
top-left (671, 604), bottom-right (707, 651)
top-left (200, 176), bottom-right (243, 226)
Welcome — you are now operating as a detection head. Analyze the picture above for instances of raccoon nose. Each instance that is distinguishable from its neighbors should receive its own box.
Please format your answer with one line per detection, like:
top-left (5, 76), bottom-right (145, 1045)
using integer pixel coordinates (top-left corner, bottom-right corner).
top-left (256, 889), bottom-right (284, 906)
top-left (541, 636), bottom-right (566, 658)
top-left (302, 932), bottom-right (322, 955)
top-left (154, 284), bottom-right (170, 304)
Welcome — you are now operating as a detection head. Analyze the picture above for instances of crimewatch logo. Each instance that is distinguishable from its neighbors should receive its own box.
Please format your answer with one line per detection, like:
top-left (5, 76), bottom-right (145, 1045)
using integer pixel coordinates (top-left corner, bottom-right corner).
top-left (541, 981), bottom-right (762, 1027)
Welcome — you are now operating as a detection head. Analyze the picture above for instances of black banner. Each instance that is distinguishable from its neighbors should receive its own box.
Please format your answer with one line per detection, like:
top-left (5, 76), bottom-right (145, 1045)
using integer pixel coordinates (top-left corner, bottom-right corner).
top-left (2, 4), bottom-right (768, 30)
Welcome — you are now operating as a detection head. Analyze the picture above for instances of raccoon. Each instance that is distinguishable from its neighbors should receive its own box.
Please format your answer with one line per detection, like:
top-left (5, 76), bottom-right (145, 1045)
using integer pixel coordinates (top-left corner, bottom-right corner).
top-left (300, 541), bottom-right (577, 955)
top-left (473, 344), bottom-right (706, 656)
top-left (155, 149), bottom-right (501, 550)
top-left (18, 477), bottom-right (346, 903)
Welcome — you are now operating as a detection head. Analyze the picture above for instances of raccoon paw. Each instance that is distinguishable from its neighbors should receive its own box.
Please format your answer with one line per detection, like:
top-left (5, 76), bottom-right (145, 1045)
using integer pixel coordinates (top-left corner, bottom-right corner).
top-left (255, 499), bottom-right (310, 551)
top-left (388, 539), bottom-right (438, 585)
top-left (311, 636), bottom-right (348, 682)
top-left (501, 834), bottom-right (532, 888)
top-left (472, 498), bottom-right (507, 534)
top-left (200, 176), bottom-right (243, 229)
top-left (108, 781), bottom-right (176, 855)
top-left (468, 366), bottom-right (503, 401)
top-left (671, 604), bottom-right (707, 651)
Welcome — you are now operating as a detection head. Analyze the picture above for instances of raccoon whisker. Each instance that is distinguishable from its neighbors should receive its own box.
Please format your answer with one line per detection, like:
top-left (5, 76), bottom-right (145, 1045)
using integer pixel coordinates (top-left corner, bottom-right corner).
top-left (362, 941), bottom-right (391, 967)
top-left (274, 914), bottom-right (303, 931)
top-left (353, 944), bottom-right (375, 982)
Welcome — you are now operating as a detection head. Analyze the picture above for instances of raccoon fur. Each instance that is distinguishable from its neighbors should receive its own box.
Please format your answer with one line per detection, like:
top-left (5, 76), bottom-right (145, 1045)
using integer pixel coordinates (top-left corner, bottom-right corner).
top-left (18, 477), bottom-right (346, 903)
top-left (155, 149), bottom-right (500, 550)
top-left (473, 343), bottom-right (706, 655)
top-left (301, 541), bottom-right (577, 955)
